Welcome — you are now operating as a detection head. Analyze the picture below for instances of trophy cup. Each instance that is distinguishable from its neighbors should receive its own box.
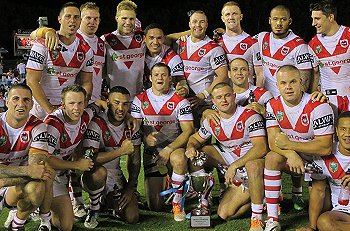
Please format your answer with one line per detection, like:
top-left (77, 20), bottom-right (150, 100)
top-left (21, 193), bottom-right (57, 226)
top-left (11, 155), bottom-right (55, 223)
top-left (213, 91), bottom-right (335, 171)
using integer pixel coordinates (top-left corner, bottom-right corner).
top-left (189, 172), bottom-right (211, 228)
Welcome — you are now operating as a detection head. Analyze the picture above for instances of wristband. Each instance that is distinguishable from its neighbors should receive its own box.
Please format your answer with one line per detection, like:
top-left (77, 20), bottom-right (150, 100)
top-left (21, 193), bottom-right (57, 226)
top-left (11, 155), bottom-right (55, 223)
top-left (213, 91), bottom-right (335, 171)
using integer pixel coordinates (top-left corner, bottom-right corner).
top-left (201, 89), bottom-right (210, 99)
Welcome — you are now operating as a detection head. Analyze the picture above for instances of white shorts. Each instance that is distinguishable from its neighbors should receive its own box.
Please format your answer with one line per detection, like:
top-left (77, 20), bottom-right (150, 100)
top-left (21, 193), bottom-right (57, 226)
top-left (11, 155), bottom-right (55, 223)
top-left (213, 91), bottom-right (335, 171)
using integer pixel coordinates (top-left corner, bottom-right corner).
top-left (105, 168), bottom-right (125, 193)
top-left (0, 187), bottom-right (9, 211)
top-left (53, 174), bottom-right (69, 198)
top-left (333, 205), bottom-right (350, 215)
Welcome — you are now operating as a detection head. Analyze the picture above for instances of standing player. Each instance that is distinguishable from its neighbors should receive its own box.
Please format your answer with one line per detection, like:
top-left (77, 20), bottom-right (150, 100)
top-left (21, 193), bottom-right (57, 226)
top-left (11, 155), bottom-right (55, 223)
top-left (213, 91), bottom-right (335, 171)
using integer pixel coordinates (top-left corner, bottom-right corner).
top-left (309, 0), bottom-right (350, 105)
top-left (0, 84), bottom-right (52, 231)
top-left (177, 10), bottom-right (229, 125)
top-left (131, 63), bottom-right (194, 221)
top-left (102, 0), bottom-right (145, 100)
top-left (216, 1), bottom-right (262, 84)
top-left (255, 5), bottom-right (312, 97)
top-left (82, 86), bottom-right (141, 228)
top-left (26, 2), bottom-right (94, 120)
top-left (143, 23), bottom-right (189, 97)
top-left (261, 65), bottom-right (334, 231)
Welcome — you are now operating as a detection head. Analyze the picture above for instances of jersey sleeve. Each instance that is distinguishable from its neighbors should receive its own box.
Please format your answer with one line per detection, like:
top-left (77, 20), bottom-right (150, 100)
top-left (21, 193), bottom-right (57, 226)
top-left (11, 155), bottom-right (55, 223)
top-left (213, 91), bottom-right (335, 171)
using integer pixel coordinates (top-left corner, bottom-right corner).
top-left (176, 99), bottom-right (193, 122)
top-left (257, 90), bottom-right (274, 106)
top-left (265, 102), bottom-right (279, 128)
top-left (45, 120), bottom-right (61, 155)
top-left (209, 46), bottom-right (227, 70)
top-left (83, 120), bottom-right (101, 149)
top-left (311, 103), bottom-right (334, 136)
top-left (26, 42), bottom-right (48, 71)
top-left (82, 48), bottom-right (94, 73)
top-left (30, 122), bottom-right (48, 153)
top-left (131, 97), bottom-right (143, 119)
top-left (168, 54), bottom-right (185, 77)
top-left (246, 113), bottom-right (266, 138)
top-left (252, 41), bottom-right (262, 66)
top-left (198, 119), bottom-right (212, 140)
top-left (295, 43), bottom-right (312, 70)
top-left (308, 44), bottom-right (319, 68)
top-left (131, 122), bottom-right (142, 146)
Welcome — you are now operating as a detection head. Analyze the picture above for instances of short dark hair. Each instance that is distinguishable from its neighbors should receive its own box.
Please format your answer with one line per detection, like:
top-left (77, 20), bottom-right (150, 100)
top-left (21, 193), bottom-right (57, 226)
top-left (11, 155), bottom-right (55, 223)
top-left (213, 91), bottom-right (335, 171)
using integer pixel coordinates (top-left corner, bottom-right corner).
top-left (310, 0), bottom-right (337, 19)
top-left (109, 86), bottom-right (130, 96)
top-left (60, 2), bottom-right (80, 15)
top-left (144, 23), bottom-right (164, 36)
top-left (271, 5), bottom-right (291, 18)
top-left (336, 111), bottom-right (350, 127)
top-left (8, 83), bottom-right (32, 96)
top-left (61, 84), bottom-right (86, 102)
top-left (151, 62), bottom-right (171, 76)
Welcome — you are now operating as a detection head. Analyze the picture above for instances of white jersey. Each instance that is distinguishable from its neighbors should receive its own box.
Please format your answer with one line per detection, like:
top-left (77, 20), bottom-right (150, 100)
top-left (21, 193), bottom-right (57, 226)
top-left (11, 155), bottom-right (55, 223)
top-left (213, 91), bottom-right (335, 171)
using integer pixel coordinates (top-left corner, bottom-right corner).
top-left (313, 143), bottom-right (350, 212)
top-left (309, 26), bottom-right (350, 97)
top-left (217, 31), bottom-right (260, 81)
top-left (45, 105), bottom-right (99, 174)
top-left (198, 106), bottom-right (265, 159)
top-left (235, 84), bottom-right (273, 107)
top-left (77, 30), bottom-right (105, 103)
top-left (256, 30), bottom-right (312, 97)
top-left (266, 93), bottom-right (334, 158)
top-left (83, 110), bottom-right (141, 170)
top-left (26, 36), bottom-right (94, 105)
top-left (144, 44), bottom-right (184, 78)
top-left (178, 35), bottom-right (227, 95)
top-left (102, 30), bottom-right (146, 100)
top-left (131, 88), bottom-right (193, 149)
top-left (17, 63), bottom-right (26, 75)
top-left (0, 113), bottom-right (47, 166)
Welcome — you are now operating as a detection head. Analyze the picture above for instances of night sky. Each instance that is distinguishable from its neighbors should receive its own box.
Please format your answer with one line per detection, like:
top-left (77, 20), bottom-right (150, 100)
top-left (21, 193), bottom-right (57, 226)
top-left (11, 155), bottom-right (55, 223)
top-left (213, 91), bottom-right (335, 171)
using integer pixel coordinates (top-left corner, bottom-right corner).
top-left (1, 0), bottom-right (349, 59)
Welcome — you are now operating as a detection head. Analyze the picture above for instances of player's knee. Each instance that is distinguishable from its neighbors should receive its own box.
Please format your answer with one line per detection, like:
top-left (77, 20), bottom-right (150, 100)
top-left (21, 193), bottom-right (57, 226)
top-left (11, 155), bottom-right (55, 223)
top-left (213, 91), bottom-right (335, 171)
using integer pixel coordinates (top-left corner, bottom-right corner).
top-left (170, 150), bottom-right (187, 167)
top-left (317, 213), bottom-right (333, 231)
top-left (265, 151), bottom-right (285, 168)
top-left (92, 166), bottom-right (107, 183)
top-left (24, 180), bottom-right (45, 206)
top-left (217, 206), bottom-right (231, 221)
top-left (246, 160), bottom-right (264, 177)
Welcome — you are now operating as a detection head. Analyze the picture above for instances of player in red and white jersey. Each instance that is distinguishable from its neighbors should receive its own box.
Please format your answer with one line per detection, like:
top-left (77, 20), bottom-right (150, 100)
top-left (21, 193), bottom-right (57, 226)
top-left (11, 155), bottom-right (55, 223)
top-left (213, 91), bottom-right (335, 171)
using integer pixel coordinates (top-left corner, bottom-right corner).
top-left (182, 82), bottom-right (268, 224)
top-left (82, 86), bottom-right (141, 227)
top-left (177, 10), bottom-right (229, 110)
top-left (131, 63), bottom-right (194, 221)
top-left (44, 85), bottom-right (103, 231)
top-left (101, 0), bottom-right (145, 100)
top-left (309, 1), bottom-right (350, 106)
top-left (301, 111), bottom-right (350, 231)
top-left (26, 2), bottom-right (94, 120)
top-left (143, 23), bottom-right (189, 97)
top-left (255, 5), bottom-right (312, 98)
top-left (260, 65), bottom-right (334, 231)
top-left (0, 84), bottom-right (53, 231)
top-left (215, 1), bottom-right (262, 84)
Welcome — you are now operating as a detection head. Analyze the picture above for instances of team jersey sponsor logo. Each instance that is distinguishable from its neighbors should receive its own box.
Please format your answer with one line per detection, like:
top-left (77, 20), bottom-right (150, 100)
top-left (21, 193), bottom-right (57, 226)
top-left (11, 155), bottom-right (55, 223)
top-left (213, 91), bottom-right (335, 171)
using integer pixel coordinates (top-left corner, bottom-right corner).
top-left (47, 67), bottom-right (55, 75)
top-left (111, 52), bottom-right (144, 61)
top-left (240, 43), bottom-right (248, 50)
top-left (33, 132), bottom-right (48, 142)
top-left (111, 53), bottom-right (118, 61)
top-left (340, 39), bottom-right (349, 48)
top-left (263, 42), bottom-right (268, 50)
top-left (104, 131), bottom-right (111, 141)
top-left (214, 54), bottom-right (227, 66)
top-left (20, 131), bottom-right (29, 143)
top-left (29, 50), bottom-right (45, 64)
top-left (98, 42), bottom-right (104, 51)
top-left (172, 63), bottom-right (184, 73)
top-left (236, 121), bottom-right (244, 132)
top-left (131, 104), bottom-right (141, 113)
top-left (0, 136), bottom-right (7, 147)
top-left (184, 65), bottom-right (206, 72)
top-left (214, 126), bottom-right (220, 136)
top-left (256, 52), bottom-right (261, 61)
top-left (77, 52), bottom-right (84, 62)
top-left (198, 48), bottom-right (206, 57)
top-left (281, 46), bottom-right (290, 56)
top-left (61, 133), bottom-right (67, 143)
top-left (248, 120), bottom-right (265, 132)
top-left (135, 34), bottom-right (142, 43)
top-left (86, 57), bottom-right (94, 67)
top-left (81, 122), bottom-right (87, 134)
top-left (47, 133), bottom-right (57, 148)
top-left (85, 129), bottom-right (100, 142)
top-left (52, 50), bottom-right (59, 60)
top-left (277, 111), bottom-right (284, 122)
top-left (179, 105), bottom-right (192, 115)
top-left (329, 161), bottom-right (338, 173)
top-left (131, 130), bottom-right (141, 140)
top-left (301, 114), bottom-right (309, 126)
top-left (297, 53), bottom-right (311, 64)
top-left (200, 126), bottom-right (208, 136)
top-left (315, 45), bottom-right (322, 54)
top-left (167, 102), bottom-right (175, 110)
top-left (265, 112), bottom-right (275, 120)
top-left (142, 101), bottom-right (149, 109)
top-left (313, 114), bottom-right (333, 130)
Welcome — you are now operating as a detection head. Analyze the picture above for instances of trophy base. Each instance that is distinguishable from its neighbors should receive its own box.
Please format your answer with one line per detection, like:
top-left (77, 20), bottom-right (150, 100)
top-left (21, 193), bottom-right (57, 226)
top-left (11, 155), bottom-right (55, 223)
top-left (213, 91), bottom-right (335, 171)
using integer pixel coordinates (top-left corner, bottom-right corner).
top-left (190, 210), bottom-right (211, 228)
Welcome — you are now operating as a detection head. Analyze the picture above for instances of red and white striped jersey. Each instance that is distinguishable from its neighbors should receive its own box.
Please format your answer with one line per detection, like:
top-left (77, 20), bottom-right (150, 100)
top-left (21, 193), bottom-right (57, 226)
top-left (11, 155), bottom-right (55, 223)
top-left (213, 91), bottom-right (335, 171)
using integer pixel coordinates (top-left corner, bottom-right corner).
top-left (26, 35), bottom-right (94, 105)
top-left (309, 26), bottom-right (350, 96)
top-left (144, 44), bottom-right (184, 78)
top-left (0, 113), bottom-right (47, 166)
top-left (235, 84), bottom-right (273, 107)
top-left (131, 88), bottom-right (193, 146)
top-left (83, 111), bottom-right (141, 170)
top-left (177, 35), bottom-right (227, 95)
top-left (314, 143), bottom-right (350, 209)
top-left (77, 30), bottom-right (105, 103)
top-left (217, 31), bottom-right (259, 80)
top-left (198, 106), bottom-right (266, 159)
top-left (256, 30), bottom-right (312, 97)
top-left (266, 93), bottom-right (334, 144)
top-left (102, 30), bottom-right (146, 100)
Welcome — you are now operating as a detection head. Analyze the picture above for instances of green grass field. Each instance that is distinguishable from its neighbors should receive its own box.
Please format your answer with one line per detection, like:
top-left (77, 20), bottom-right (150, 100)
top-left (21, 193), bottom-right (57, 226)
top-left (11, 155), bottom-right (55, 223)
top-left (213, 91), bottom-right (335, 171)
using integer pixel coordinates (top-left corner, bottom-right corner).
top-left (0, 158), bottom-right (311, 231)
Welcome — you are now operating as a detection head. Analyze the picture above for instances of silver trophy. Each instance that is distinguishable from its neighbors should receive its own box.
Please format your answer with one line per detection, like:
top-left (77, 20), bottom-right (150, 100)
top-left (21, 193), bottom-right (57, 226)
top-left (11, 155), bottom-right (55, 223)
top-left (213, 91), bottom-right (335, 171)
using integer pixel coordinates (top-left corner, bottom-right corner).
top-left (192, 151), bottom-right (208, 167)
top-left (189, 172), bottom-right (211, 228)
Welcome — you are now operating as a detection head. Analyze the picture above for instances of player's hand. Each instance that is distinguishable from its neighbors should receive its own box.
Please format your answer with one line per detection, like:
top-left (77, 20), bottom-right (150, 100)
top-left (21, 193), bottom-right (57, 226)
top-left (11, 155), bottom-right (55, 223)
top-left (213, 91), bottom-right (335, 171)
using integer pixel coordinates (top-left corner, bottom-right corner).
top-left (75, 158), bottom-right (94, 172)
top-left (202, 109), bottom-right (220, 126)
top-left (175, 82), bottom-right (188, 97)
top-left (189, 94), bottom-right (205, 108)
top-left (311, 91), bottom-right (328, 103)
top-left (185, 147), bottom-right (199, 161)
top-left (120, 139), bottom-right (134, 156)
top-left (125, 113), bottom-right (137, 131)
top-left (275, 132), bottom-right (291, 150)
top-left (246, 102), bottom-right (266, 117)
top-left (225, 164), bottom-right (237, 185)
top-left (45, 30), bottom-right (59, 51)
top-left (118, 186), bottom-right (134, 210)
top-left (341, 173), bottom-right (350, 188)
top-left (285, 151), bottom-right (305, 174)
top-left (145, 131), bottom-right (158, 147)
top-left (179, 35), bottom-right (188, 42)
top-left (28, 163), bottom-right (53, 181)
top-left (155, 146), bottom-right (172, 166)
